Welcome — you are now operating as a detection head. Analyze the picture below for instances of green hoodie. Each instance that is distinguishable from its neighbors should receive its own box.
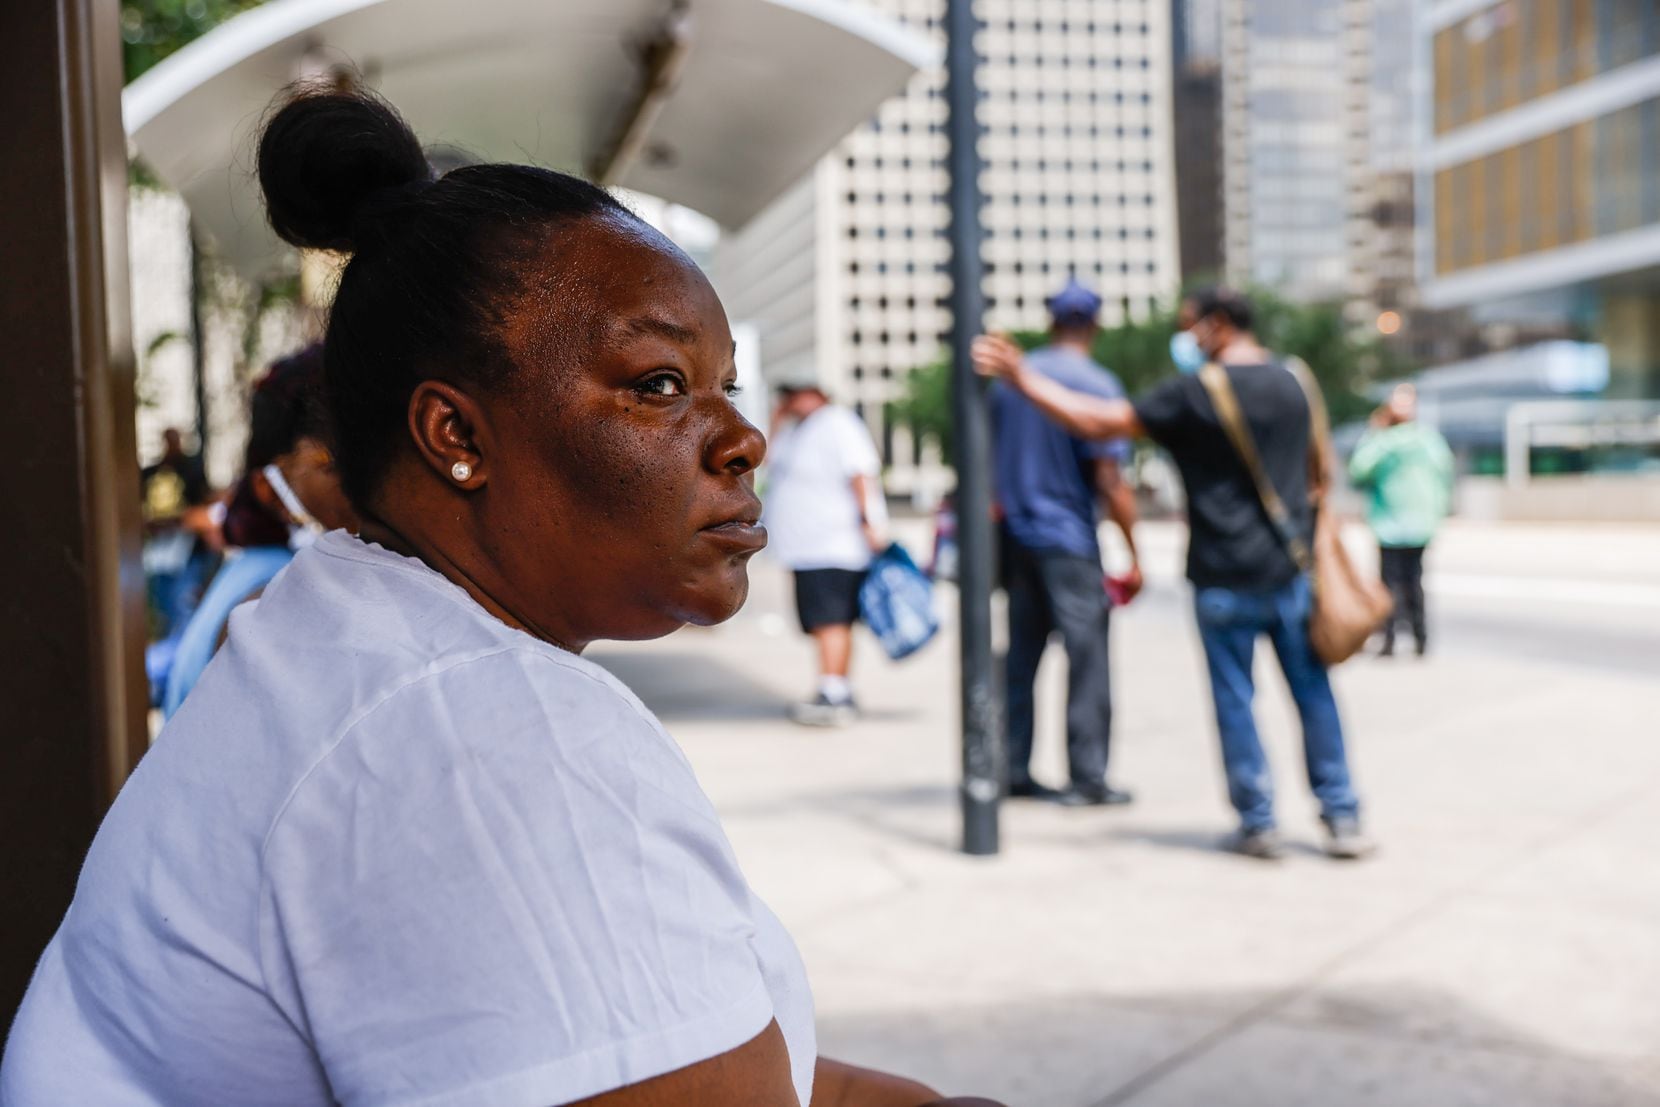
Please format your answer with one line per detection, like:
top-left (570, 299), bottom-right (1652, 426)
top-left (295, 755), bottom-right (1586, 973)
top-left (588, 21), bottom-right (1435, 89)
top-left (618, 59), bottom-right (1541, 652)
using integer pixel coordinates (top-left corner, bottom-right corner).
top-left (1349, 422), bottom-right (1454, 548)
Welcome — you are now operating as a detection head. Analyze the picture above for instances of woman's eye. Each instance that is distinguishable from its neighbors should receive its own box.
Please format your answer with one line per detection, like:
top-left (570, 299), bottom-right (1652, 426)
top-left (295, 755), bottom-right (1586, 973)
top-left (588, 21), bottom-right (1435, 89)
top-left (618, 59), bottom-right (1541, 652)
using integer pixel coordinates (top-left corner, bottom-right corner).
top-left (724, 382), bottom-right (744, 399)
top-left (636, 374), bottom-right (685, 398)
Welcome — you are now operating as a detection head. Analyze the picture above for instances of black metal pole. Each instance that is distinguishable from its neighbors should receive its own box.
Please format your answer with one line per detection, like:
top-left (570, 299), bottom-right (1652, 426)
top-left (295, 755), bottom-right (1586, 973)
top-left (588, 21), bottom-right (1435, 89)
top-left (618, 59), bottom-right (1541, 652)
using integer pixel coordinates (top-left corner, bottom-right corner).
top-left (944, 0), bottom-right (1000, 856)
top-left (189, 226), bottom-right (209, 459)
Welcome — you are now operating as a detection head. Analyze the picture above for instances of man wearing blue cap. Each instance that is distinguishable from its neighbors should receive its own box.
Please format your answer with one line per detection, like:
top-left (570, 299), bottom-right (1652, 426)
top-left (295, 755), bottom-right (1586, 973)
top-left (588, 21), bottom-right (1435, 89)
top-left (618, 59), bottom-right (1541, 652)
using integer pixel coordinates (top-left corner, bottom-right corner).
top-left (974, 287), bottom-right (1374, 862)
top-left (989, 278), bottom-right (1141, 806)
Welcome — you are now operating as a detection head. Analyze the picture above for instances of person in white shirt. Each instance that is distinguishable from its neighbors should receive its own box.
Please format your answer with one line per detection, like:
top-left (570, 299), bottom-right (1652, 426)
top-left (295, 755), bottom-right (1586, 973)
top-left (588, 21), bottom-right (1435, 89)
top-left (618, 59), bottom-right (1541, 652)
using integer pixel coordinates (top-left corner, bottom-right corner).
top-left (764, 385), bottom-right (888, 727)
top-left (2, 86), bottom-right (1001, 1107)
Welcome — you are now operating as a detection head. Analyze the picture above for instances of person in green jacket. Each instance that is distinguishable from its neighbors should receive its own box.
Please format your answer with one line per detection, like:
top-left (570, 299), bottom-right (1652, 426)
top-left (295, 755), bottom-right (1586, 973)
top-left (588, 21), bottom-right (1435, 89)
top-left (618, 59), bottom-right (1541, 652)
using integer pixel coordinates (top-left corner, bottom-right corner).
top-left (1349, 384), bottom-right (1454, 657)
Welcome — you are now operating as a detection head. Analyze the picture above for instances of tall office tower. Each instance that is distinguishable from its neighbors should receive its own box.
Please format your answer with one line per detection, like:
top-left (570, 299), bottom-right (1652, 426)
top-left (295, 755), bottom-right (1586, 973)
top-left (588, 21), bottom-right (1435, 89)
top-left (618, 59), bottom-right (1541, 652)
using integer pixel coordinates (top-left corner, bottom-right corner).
top-left (1365, 0), bottom-right (1424, 330)
top-left (712, 0), bottom-right (1181, 471)
top-left (1420, 1), bottom-right (1660, 396)
top-left (1219, 0), bottom-right (1379, 317)
top-left (1172, 0), bottom-right (1225, 281)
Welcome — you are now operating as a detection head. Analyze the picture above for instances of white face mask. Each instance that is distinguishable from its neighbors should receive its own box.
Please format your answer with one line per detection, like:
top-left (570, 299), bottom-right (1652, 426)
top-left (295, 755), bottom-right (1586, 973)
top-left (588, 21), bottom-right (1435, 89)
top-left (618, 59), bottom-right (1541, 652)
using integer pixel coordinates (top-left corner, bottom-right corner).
top-left (262, 464), bottom-right (324, 549)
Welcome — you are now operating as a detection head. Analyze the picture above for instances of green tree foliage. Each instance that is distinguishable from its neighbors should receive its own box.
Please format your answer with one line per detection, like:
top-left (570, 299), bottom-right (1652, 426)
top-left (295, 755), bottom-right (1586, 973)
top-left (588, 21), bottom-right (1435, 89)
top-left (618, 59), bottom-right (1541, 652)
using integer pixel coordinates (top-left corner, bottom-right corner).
top-left (1248, 290), bottom-right (1407, 425)
top-left (122, 0), bottom-right (266, 83)
top-left (893, 290), bottom-right (1409, 463)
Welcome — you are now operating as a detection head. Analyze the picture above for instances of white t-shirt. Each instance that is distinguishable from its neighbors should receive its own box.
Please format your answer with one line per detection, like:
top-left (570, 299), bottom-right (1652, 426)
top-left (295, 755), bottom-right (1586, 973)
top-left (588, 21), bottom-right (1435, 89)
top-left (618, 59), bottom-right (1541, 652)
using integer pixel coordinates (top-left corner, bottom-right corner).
top-left (763, 405), bottom-right (886, 571)
top-left (2, 532), bottom-right (816, 1107)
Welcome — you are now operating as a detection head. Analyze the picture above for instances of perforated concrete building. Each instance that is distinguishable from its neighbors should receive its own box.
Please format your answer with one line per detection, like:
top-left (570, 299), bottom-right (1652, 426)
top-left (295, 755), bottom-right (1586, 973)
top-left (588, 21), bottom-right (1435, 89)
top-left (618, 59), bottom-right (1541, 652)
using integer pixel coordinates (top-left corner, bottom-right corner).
top-left (712, 0), bottom-right (1180, 473)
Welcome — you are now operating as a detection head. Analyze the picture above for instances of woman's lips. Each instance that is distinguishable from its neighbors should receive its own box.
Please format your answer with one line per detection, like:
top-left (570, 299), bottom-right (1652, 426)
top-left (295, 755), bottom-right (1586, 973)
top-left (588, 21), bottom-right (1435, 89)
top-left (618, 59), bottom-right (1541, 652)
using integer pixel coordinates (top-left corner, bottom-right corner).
top-left (700, 520), bottom-right (768, 553)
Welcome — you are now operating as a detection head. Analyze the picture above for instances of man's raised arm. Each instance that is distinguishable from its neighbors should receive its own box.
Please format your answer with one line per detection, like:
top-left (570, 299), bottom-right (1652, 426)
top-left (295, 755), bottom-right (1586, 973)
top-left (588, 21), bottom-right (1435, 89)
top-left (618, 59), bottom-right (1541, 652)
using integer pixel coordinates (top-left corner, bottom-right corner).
top-left (971, 335), bottom-right (1144, 442)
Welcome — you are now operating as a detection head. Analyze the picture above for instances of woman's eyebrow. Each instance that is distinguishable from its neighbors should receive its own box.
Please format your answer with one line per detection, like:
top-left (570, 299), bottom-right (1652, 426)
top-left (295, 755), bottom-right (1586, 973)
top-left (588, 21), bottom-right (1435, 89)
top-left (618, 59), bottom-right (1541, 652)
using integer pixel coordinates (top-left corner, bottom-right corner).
top-left (617, 316), bottom-right (699, 346)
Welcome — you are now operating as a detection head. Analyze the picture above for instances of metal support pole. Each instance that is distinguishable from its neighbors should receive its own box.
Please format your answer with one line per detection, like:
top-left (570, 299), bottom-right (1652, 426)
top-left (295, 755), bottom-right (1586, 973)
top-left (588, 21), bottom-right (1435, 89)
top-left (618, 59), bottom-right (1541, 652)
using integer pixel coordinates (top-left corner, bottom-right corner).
top-left (944, 0), bottom-right (1000, 856)
top-left (190, 226), bottom-right (210, 458)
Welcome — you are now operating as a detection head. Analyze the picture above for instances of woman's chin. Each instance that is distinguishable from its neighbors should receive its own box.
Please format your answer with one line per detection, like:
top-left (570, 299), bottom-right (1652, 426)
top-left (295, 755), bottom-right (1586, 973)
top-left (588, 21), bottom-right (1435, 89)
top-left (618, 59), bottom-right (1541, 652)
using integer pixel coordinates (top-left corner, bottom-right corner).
top-left (606, 572), bottom-right (750, 641)
top-left (674, 566), bottom-right (751, 628)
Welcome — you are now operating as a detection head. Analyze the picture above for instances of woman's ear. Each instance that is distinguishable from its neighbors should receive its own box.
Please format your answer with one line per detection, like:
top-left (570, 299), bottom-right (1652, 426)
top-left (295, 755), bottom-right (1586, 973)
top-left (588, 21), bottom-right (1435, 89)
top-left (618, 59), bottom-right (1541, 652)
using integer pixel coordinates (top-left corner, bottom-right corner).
top-left (408, 380), bottom-right (491, 490)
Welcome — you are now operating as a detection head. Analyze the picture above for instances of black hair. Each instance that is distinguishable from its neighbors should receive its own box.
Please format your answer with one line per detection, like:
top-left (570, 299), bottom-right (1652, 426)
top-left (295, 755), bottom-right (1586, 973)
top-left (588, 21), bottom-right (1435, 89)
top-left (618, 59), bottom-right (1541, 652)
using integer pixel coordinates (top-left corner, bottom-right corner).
top-left (243, 342), bottom-right (326, 473)
top-left (1186, 285), bottom-right (1255, 332)
top-left (1049, 312), bottom-right (1099, 333)
top-left (224, 344), bottom-right (328, 548)
top-left (256, 85), bottom-right (633, 508)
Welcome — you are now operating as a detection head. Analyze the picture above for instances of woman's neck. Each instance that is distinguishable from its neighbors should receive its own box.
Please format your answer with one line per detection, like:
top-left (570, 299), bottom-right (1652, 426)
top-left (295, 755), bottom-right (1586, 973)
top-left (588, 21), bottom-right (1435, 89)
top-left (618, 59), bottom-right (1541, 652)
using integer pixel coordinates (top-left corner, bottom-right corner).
top-left (354, 513), bottom-right (585, 655)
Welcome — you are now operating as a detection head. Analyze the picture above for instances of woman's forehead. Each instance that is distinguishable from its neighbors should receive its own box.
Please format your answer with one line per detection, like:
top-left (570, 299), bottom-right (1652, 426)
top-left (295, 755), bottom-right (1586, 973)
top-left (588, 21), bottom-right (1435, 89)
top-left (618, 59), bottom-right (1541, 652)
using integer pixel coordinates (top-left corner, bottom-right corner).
top-left (504, 217), bottom-right (726, 361)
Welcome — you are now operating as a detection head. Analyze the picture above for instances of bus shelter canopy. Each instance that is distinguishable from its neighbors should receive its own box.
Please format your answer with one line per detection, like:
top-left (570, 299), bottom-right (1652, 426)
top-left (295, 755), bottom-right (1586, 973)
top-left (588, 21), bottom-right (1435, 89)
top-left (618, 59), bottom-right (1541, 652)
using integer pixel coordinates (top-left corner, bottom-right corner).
top-left (124, 0), bottom-right (934, 278)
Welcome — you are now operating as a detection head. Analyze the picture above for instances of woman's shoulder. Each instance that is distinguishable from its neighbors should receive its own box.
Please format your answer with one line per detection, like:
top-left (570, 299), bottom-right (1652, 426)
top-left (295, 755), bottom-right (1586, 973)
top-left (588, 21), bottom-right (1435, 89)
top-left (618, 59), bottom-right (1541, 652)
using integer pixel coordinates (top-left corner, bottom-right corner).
top-left (262, 642), bottom-right (713, 877)
top-left (212, 535), bottom-right (683, 816)
top-left (379, 643), bottom-right (657, 737)
top-left (318, 641), bottom-right (667, 772)
top-left (264, 642), bottom-right (734, 904)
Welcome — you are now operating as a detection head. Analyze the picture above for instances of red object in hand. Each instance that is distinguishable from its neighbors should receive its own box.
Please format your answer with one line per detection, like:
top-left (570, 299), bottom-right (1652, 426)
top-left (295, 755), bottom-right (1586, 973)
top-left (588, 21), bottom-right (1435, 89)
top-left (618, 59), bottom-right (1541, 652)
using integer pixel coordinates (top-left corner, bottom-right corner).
top-left (1104, 573), bottom-right (1137, 607)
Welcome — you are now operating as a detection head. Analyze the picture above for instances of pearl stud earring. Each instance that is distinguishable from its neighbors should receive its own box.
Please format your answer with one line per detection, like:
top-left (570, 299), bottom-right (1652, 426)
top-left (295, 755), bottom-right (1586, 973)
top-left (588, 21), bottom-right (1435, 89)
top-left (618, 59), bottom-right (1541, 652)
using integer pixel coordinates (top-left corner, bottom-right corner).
top-left (451, 461), bottom-right (473, 482)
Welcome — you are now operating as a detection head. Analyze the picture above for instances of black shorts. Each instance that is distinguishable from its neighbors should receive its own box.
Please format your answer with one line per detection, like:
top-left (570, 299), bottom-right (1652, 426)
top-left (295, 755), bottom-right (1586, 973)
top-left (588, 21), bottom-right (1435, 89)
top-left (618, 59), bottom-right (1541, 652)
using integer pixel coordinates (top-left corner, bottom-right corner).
top-left (793, 568), bottom-right (867, 633)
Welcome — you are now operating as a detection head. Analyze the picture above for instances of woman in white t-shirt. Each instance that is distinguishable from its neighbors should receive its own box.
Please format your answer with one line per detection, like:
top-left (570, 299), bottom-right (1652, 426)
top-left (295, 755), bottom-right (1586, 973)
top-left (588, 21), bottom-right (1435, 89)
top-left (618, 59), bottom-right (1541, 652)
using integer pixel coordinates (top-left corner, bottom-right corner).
top-left (2, 88), bottom-right (998, 1107)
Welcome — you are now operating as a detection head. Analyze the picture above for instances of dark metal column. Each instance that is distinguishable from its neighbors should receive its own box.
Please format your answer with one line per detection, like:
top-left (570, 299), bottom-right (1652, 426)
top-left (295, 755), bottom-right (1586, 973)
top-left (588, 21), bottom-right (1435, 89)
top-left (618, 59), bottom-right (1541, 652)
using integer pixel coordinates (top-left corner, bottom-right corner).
top-left (944, 0), bottom-right (1000, 855)
top-left (0, 0), bottom-right (147, 1021)
top-left (190, 228), bottom-right (210, 455)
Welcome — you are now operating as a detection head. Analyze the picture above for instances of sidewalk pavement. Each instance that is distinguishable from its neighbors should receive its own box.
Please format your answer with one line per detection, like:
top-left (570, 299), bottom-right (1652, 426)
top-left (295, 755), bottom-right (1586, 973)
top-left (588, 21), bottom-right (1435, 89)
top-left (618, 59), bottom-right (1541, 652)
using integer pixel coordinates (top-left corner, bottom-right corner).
top-left (590, 519), bottom-right (1660, 1107)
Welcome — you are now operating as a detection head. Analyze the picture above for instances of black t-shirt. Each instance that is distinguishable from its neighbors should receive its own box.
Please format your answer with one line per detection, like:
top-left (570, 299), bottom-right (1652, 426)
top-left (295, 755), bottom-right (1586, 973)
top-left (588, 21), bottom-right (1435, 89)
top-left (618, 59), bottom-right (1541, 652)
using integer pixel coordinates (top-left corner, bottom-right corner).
top-left (1133, 361), bottom-right (1314, 591)
top-left (140, 454), bottom-right (209, 525)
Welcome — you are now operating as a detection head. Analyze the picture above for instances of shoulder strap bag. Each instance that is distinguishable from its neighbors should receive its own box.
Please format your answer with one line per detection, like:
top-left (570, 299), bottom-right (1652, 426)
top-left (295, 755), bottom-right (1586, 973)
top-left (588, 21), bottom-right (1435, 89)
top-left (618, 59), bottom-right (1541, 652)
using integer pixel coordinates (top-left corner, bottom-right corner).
top-left (1197, 359), bottom-right (1393, 667)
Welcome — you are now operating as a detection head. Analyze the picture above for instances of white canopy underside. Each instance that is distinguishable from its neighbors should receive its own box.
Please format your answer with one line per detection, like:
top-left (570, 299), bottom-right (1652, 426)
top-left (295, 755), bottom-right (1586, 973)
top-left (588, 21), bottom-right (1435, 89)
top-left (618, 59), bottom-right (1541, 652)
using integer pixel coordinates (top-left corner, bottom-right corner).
top-left (125, 0), bottom-right (935, 278)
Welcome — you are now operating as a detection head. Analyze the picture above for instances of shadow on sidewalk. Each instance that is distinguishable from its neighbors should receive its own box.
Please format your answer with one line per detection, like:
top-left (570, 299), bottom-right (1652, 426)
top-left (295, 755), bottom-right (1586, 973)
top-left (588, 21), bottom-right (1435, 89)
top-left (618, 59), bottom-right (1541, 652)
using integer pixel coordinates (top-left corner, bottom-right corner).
top-left (590, 648), bottom-right (794, 722)
top-left (592, 647), bottom-right (932, 727)
top-left (817, 983), bottom-right (1657, 1107)
top-left (717, 782), bottom-right (964, 853)
top-left (1029, 824), bottom-right (1333, 862)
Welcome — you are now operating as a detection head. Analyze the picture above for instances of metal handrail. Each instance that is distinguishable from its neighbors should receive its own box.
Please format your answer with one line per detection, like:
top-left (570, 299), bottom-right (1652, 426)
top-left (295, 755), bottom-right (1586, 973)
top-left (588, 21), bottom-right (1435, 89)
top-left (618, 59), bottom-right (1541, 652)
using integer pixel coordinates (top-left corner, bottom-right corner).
top-left (1504, 400), bottom-right (1660, 488)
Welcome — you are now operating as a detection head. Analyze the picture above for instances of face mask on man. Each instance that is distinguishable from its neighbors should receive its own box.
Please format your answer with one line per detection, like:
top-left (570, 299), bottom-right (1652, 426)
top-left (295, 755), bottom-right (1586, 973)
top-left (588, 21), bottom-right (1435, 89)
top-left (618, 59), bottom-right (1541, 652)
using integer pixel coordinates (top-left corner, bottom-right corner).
top-left (262, 464), bottom-right (324, 549)
top-left (1169, 329), bottom-right (1206, 374)
top-left (1170, 311), bottom-right (1223, 375)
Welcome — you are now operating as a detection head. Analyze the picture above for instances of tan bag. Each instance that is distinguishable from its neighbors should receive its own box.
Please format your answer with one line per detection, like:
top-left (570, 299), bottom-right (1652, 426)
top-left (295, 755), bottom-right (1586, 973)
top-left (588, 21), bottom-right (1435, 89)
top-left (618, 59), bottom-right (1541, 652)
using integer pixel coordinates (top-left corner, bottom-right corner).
top-left (1198, 359), bottom-right (1392, 667)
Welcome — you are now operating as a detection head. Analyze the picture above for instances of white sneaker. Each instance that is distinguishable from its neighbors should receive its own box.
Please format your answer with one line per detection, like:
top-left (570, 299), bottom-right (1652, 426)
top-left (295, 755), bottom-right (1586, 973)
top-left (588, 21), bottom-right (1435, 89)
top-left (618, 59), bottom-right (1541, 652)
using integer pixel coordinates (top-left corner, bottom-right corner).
top-left (789, 693), bottom-right (858, 728)
top-left (1323, 817), bottom-right (1378, 860)
top-left (1225, 827), bottom-right (1287, 861)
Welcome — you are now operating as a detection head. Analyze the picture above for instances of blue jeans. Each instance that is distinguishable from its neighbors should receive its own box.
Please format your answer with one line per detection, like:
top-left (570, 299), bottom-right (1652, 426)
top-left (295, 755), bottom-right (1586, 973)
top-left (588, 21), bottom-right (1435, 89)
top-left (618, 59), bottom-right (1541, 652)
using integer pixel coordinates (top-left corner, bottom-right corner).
top-left (1194, 576), bottom-right (1360, 831)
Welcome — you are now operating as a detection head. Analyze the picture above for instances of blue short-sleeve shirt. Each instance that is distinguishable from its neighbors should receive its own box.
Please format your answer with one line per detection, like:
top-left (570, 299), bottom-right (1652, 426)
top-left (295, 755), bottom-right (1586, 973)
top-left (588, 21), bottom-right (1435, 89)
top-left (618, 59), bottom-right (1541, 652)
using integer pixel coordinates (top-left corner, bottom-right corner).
top-left (990, 345), bottom-right (1131, 559)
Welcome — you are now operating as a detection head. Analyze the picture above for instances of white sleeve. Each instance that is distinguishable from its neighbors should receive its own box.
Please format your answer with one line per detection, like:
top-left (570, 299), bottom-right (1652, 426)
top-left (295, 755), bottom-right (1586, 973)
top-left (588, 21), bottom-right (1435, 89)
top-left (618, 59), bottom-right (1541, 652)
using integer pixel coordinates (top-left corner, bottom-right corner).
top-left (833, 409), bottom-right (881, 479)
top-left (257, 650), bottom-right (775, 1107)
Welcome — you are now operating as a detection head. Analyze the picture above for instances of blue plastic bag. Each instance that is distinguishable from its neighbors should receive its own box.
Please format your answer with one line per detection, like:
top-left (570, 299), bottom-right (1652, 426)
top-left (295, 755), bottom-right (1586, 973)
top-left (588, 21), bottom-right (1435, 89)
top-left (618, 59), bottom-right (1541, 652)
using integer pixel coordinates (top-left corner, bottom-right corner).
top-left (860, 543), bottom-right (940, 660)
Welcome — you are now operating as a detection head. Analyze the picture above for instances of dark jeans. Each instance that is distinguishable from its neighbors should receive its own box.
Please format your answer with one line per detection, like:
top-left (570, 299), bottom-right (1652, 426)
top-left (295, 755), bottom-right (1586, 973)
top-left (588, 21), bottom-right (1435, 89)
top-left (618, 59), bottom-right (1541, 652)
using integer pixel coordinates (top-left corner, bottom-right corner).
top-left (1379, 544), bottom-right (1428, 651)
top-left (1194, 576), bottom-right (1360, 831)
top-left (1002, 533), bottom-right (1114, 789)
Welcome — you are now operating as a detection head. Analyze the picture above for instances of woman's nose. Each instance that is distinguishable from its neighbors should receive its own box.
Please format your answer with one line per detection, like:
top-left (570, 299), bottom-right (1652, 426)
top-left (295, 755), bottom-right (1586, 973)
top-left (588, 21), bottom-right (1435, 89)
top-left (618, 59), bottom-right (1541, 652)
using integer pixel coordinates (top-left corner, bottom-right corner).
top-left (705, 404), bottom-right (766, 476)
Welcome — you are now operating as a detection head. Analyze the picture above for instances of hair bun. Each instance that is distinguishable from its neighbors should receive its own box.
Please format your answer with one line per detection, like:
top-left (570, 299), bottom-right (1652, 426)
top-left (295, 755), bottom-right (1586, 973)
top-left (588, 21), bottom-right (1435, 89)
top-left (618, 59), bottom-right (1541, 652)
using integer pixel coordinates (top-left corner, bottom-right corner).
top-left (257, 86), bottom-right (430, 253)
